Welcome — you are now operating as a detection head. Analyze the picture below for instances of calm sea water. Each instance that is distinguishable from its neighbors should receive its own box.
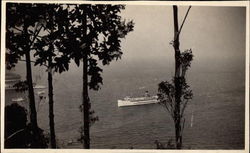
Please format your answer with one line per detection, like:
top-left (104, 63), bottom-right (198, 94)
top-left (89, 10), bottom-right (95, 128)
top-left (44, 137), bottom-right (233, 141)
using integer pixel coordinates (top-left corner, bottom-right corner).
top-left (5, 59), bottom-right (245, 149)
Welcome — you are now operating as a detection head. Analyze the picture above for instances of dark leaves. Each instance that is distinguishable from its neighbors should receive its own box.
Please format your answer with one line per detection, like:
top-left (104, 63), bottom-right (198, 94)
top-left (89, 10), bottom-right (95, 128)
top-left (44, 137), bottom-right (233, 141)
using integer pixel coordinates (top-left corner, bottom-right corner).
top-left (59, 4), bottom-right (134, 89)
top-left (7, 3), bottom-right (134, 89)
top-left (6, 3), bottom-right (49, 69)
top-left (180, 49), bottom-right (193, 70)
top-left (158, 77), bottom-right (193, 119)
top-left (158, 81), bottom-right (175, 96)
top-left (53, 56), bottom-right (70, 73)
top-left (88, 58), bottom-right (103, 90)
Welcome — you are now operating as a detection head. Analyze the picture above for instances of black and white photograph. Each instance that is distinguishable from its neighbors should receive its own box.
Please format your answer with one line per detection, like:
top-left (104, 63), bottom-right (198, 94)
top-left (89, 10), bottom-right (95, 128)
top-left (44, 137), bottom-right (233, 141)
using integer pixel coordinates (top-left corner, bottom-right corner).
top-left (1, 0), bottom-right (249, 152)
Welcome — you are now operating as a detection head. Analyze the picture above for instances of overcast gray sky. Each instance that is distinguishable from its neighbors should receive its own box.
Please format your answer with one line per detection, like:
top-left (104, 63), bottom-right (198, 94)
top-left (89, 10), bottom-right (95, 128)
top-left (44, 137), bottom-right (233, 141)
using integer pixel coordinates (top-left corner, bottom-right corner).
top-left (117, 5), bottom-right (246, 70)
top-left (6, 5), bottom-right (246, 76)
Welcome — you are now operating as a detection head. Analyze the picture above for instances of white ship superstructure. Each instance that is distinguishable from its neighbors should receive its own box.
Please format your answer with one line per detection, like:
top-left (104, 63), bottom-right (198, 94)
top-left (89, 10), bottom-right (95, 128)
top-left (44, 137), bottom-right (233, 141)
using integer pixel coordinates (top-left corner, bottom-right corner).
top-left (118, 96), bottom-right (158, 107)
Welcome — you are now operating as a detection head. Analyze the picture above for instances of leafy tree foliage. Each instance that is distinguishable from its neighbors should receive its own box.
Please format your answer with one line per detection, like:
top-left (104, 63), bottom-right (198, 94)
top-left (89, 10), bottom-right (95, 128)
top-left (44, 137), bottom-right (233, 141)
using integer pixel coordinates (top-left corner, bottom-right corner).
top-left (46, 4), bottom-right (134, 89)
top-left (33, 4), bottom-right (72, 73)
top-left (5, 103), bottom-right (48, 148)
top-left (5, 103), bottom-right (27, 137)
top-left (6, 3), bottom-right (134, 149)
top-left (6, 3), bottom-right (49, 69)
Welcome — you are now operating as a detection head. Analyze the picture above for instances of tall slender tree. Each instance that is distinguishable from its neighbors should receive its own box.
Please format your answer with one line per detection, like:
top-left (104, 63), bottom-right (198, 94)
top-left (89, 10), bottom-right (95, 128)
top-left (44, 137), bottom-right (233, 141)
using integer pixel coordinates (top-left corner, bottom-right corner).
top-left (33, 5), bottom-right (58, 148)
top-left (6, 3), bottom-right (71, 148)
top-left (33, 4), bottom-right (73, 148)
top-left (59, 4), bottom-right (134, 148)
top-left (158, 5), bottom-right (193, 149)
top-left (6, 3), bottom-right (49, 147)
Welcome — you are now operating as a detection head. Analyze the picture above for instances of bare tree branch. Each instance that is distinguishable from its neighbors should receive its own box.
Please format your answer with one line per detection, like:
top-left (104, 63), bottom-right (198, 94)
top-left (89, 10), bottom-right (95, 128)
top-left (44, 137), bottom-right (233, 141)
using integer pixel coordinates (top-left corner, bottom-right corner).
top-left (13, 26), bottom-right (23, 32)
top-left (178, 6), bottom-right (192, 36)
top-left (180, 100), bottom-right (188, 118)
top-left (29, 25), bottom-right (43, 48)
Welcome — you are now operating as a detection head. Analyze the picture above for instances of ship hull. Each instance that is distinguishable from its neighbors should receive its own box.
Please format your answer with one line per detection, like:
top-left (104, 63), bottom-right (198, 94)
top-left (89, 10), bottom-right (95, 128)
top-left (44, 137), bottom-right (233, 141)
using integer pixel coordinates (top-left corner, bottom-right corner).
top-left (118, 98), bottom-right (158, 107)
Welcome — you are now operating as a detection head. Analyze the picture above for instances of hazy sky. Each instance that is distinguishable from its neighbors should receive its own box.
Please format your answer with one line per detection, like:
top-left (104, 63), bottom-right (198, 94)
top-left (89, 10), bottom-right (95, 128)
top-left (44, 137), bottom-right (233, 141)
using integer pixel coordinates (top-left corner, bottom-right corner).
top-left (6, 5), bottom-right (247, 76)
top-left (117, 5), bottom-right (246, 70)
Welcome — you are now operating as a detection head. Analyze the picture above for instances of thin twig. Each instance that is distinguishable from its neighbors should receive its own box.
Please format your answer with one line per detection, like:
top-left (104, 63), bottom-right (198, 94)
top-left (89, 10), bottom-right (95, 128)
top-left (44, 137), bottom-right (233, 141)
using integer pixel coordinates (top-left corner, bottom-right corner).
top-left (178, 6), bottom-right (192, 36)
top-left (29, 25), bottom-right (43, 48)
top-left (181, 118), bottom-right (185, 136)
top-left (5, 128), bottom-right (25, 141)
top-left (13, 26), bottom-right (23, 32)
top-left (180, 100), bottom-right (188, 118)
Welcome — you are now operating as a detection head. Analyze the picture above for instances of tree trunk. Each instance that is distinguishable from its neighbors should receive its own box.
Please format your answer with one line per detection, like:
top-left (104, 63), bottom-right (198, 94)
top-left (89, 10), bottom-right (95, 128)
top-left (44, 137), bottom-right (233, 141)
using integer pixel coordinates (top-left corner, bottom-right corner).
top-left (173, 5), bottom-right (182, 149)
top-left (25, 37), bottom-right (38, 129)
top-left (82, 10), bottom-right (90, 149)
top-left (23, 24), bottom-right (42, 148)
top-left (47, 12), bottom-right (57, 148)
top-left (82, 53), bottom-right (90, 149)
top-left (48, 52), bottom-right (57, 148)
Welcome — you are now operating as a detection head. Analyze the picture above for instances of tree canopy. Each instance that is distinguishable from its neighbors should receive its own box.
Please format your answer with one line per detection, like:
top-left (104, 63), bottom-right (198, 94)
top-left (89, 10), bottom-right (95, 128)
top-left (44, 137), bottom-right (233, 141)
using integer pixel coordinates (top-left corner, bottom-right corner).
top-left (6, 3), bottom-right (134, 148)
